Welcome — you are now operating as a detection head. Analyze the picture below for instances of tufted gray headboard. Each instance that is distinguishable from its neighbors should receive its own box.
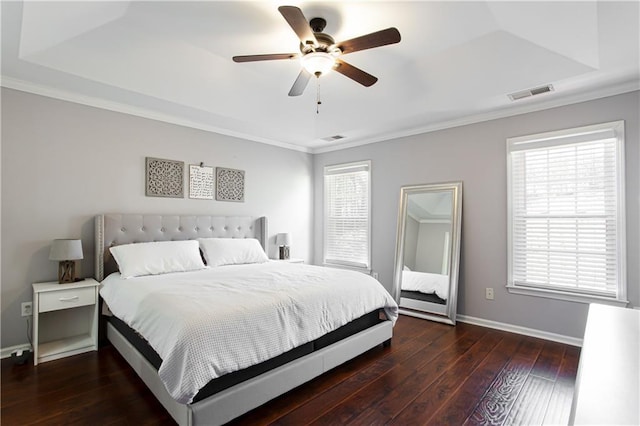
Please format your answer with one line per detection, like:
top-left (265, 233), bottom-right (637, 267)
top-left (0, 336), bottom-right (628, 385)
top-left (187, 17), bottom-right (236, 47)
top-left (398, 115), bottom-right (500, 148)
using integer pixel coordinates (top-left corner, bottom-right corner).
top-left (95, 214), bottom-right (268, 281)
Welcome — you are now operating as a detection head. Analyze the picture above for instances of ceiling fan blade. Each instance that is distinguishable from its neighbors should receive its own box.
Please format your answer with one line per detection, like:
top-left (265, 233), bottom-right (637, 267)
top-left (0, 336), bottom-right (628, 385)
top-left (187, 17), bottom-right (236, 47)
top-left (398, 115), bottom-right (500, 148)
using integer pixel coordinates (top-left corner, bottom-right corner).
top-left (278, 6), bottom-right (318, 47)
top-left (233, 53), bottom-right (298, 63)
top-left (334, 59), bottom-right (378, 87)
top-left (337, 27), bottom-right (401, 55)
top-left (288, 69), bottom-right (312, 96)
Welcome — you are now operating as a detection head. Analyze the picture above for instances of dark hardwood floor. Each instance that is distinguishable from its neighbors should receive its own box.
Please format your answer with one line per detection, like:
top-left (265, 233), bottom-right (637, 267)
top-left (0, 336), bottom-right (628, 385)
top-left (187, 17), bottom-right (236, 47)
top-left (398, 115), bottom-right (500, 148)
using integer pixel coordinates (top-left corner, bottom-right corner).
top-left (1, 315), bottom-right (580, 425)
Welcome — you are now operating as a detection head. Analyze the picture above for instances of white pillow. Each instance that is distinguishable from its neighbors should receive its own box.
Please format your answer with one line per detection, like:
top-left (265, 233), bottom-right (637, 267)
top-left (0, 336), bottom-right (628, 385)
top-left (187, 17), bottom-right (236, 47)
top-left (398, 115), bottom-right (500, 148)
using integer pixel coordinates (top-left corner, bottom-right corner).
top-left (109, 240), bottom-right (206, 278)
top-left (198, 238), bottom-right (268, 267)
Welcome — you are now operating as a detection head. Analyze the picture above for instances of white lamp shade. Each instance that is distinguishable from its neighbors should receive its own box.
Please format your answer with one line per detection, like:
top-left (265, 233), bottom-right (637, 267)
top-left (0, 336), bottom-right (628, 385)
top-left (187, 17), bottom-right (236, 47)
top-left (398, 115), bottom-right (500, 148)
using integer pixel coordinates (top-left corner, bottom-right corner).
top-left (49, 239), bottom-right (83, 261)
top-left (276, 233), bottom-right (291, 246)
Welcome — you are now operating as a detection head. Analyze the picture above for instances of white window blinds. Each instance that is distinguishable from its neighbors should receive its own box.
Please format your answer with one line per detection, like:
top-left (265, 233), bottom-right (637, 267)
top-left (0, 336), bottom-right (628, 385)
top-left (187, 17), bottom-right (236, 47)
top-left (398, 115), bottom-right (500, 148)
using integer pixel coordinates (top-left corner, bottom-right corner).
top-left (324, 161), bottom-right (371, 270)
top-left (507, 121), bottom-right (626, 302)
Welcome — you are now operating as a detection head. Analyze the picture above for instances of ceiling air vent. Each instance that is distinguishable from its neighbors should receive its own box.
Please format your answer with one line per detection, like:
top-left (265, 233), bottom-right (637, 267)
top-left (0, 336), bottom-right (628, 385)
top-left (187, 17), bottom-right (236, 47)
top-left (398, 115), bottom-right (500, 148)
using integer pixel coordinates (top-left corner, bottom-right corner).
top-left (321, 135), bottom-right (346, 142)
top-left (508, 84), bottom-right (554, 101)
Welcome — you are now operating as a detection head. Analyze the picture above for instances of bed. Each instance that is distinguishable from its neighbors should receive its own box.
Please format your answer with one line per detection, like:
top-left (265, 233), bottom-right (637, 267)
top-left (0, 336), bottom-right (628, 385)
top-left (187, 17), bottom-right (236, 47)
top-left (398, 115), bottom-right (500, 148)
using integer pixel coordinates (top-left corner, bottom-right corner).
top-left (95, 214), bottom-right (397, 425)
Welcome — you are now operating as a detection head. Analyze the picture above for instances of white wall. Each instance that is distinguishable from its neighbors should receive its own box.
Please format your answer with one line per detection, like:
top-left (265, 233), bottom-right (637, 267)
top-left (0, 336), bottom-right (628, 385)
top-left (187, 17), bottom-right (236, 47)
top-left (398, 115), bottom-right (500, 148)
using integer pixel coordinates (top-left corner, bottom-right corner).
top-left (1, 88), bottom-right (314, 349)
top-left (313, 91), bottom-right (640, 339)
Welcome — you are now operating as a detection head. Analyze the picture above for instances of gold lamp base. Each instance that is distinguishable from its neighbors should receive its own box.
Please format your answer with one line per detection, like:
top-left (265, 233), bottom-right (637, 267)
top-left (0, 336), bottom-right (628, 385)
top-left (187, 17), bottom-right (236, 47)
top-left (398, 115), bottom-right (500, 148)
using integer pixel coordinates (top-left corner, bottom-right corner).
top-left (58, 260), bottom-right (77, 284)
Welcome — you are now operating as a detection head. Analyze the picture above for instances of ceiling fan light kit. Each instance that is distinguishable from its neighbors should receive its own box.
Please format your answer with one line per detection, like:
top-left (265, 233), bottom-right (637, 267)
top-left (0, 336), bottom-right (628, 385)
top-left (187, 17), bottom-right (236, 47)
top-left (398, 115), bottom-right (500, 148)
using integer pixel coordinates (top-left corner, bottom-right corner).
top-left (232, 5), bottom-right (401, 99)
top-left (301, 52), bottom-right (335, 76)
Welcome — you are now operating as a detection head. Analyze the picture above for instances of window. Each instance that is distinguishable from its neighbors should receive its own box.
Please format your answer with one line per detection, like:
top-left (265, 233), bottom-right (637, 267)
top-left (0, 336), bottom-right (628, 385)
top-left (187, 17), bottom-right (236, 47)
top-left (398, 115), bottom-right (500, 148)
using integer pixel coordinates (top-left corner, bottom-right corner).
top-left (324, 161), bottom-right (371, 271)
top-left (507, 121), bottom-right (626, 304)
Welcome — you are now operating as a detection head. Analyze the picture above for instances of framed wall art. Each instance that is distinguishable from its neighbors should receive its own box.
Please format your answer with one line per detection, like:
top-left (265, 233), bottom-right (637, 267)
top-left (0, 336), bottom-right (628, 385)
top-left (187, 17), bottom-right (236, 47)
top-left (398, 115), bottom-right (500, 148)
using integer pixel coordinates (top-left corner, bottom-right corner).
top-left (145, 157), bottom-right (184, 198)
top-left (189, 164), bottom-right (214, 200)
top-left (216, 167), bottom-right (245, 202)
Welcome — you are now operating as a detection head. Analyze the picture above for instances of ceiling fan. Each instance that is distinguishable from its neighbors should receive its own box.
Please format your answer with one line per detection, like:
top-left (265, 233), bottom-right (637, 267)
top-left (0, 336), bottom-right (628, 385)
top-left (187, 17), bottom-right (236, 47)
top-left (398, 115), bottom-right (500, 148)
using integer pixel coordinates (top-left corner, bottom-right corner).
top-left (232, 6), bottom-right (401, 96)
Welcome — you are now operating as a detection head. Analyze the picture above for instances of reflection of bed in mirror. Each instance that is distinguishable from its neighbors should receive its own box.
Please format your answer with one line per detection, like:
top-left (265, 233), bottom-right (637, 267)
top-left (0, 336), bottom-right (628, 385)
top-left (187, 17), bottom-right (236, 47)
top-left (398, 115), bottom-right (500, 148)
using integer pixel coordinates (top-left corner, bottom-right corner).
top-left (400, 269), bottom-right (448, 305)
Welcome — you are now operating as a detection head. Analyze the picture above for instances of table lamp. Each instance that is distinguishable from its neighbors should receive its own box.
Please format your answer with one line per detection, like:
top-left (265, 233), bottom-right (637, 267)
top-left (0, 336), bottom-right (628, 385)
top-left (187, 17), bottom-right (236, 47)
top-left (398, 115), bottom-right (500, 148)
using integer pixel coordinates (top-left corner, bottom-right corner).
top-left (49, 239), bottom-right (83, 283)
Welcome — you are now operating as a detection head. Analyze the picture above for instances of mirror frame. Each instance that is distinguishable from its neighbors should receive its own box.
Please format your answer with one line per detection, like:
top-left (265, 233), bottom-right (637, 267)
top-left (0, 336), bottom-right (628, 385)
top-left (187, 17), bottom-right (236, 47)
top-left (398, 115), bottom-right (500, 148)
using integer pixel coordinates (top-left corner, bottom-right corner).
top-left (392, 181), bottom-right (462, 325)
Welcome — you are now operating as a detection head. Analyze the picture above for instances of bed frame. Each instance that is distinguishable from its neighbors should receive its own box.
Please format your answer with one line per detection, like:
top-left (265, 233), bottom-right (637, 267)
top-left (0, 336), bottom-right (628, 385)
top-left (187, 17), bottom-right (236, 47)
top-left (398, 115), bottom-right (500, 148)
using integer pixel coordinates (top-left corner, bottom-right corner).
top-left (95, 214), bottom-right (393, 426)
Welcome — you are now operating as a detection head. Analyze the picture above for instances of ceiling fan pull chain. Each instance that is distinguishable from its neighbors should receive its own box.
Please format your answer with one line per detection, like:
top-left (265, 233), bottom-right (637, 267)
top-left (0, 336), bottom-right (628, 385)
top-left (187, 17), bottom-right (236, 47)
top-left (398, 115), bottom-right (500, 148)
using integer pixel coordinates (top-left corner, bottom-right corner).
top-left (316, 73), bottom-right (321, 114)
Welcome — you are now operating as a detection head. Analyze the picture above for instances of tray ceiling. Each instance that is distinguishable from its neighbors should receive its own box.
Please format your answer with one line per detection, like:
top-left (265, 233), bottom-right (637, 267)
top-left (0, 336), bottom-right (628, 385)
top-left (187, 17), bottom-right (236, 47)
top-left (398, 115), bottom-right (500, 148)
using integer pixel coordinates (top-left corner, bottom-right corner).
top-left (2, 1), bottom-right (638, 152)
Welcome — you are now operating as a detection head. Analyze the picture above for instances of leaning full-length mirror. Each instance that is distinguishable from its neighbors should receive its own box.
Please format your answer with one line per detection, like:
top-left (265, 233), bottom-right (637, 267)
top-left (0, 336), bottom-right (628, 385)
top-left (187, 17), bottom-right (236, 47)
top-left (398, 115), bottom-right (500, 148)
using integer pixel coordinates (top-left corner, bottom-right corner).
top-left (393, 182), bottom-right (462, 325)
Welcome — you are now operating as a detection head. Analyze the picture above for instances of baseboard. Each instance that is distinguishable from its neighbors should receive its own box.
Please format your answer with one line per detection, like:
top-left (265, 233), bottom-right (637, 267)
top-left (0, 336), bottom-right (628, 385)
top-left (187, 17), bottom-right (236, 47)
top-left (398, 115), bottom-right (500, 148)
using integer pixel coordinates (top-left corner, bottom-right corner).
top-left (1, 343), bottom-right (32, 359)
top-left (3, 316), bottom-right (582, 358)
top-left (456, 314), bottom-right (583, 347)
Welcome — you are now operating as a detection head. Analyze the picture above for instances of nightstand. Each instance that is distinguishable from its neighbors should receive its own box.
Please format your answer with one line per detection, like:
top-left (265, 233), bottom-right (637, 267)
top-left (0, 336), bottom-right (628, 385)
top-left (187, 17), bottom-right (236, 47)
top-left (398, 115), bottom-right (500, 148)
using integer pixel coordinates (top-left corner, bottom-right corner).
top-left (274, 258), bottom-right (304, 264)
top-left (32, 278), bottom-right (99, 365)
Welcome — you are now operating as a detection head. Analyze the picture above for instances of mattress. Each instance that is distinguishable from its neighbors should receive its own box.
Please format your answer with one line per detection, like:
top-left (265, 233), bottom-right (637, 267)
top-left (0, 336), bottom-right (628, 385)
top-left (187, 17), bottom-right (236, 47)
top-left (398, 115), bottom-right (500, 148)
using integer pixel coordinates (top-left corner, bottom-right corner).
top-left (100, 262), bottom-right (398, 404)
top-left (108, 310), bottom-right (382, 403)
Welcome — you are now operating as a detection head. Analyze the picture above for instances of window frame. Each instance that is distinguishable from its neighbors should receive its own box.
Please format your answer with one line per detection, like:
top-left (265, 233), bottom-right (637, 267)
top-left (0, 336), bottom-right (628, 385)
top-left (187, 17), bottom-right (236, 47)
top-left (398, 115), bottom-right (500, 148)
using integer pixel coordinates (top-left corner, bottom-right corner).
top-left (323, 160), bottom-right (372, 272)
top-left (506, 121), bottom-right (627, 306)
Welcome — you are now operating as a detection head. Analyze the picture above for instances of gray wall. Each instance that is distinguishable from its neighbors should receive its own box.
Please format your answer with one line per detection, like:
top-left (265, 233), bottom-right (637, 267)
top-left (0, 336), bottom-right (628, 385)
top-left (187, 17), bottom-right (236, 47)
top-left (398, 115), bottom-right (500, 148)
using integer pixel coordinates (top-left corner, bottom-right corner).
top-left (313, 91), bottom-right (639, 339)
top-left (1, 88), bottom-right (314, 349)
top-left (415, 223), bottom-right (449, 274)
top-left (403, 216), bottom-right (419, 271)
top-left (2, 88), bottom-right (637, 348)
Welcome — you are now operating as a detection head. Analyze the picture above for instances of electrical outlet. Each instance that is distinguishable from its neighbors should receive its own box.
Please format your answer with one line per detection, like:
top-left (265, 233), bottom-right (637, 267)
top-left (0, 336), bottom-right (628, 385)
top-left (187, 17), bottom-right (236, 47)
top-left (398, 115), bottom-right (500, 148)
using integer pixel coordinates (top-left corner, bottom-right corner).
top-left (485, 288), bottom-right (494, 300)
top-left (372, 272), bottom-right (379, 280)
top-left (21, 302), bottom-right (32, 317)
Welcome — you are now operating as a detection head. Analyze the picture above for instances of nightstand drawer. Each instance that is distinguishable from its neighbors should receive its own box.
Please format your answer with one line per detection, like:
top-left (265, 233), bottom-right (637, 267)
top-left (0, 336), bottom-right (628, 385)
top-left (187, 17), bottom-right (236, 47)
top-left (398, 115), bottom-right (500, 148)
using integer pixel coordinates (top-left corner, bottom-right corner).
top-left (39, 287), bottom-right (96, 313)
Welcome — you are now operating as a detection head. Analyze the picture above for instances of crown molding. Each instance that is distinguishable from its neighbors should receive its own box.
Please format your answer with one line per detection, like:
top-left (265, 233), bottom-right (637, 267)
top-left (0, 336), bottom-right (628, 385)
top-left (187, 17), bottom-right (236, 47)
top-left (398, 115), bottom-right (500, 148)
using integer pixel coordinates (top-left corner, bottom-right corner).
top-left (2, 75), bottom-right (637, 156)
top-left (311, 79), bottom-right (640, 154)
top-left (0, 76), bottom-right (311, 154)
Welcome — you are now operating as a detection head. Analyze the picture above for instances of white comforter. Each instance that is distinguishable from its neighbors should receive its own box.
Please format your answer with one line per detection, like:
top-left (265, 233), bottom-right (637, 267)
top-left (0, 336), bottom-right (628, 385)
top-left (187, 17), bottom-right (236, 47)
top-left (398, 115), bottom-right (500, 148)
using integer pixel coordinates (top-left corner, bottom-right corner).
top-left (100, 262), bottom-right (398, 404)
top-left (401, 270), bottom-right (449, 300)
